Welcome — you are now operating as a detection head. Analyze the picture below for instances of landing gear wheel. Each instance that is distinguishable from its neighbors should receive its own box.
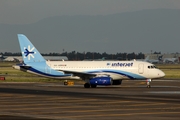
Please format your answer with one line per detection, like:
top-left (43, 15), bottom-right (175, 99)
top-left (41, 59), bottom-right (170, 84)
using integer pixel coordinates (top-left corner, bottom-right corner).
top-left (91, 84), bottom-right (97, 88)
top-left (84, 83), bottom-right (90, 88)
top-left (146, 79), bottom-right (151, 88)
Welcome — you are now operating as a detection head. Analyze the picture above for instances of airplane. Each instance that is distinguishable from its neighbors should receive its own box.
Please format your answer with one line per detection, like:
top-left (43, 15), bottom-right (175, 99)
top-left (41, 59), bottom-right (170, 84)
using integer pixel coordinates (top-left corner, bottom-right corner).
top-left (0, 54), bottom-right (23, 62)
top-left (131, 55), bottom-right (161, 64)
top-left (163, 57), bottom-right (178, 64)
top-left (13, 34), bottom-right (165, 88)
top-left (145, 55), bottom-right (163, 64)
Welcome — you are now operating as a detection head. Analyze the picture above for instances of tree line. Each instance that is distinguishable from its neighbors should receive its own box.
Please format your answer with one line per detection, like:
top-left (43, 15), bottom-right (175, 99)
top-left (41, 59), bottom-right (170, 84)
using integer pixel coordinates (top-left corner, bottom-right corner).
top-left (1, 51), bottom-right (145, 60)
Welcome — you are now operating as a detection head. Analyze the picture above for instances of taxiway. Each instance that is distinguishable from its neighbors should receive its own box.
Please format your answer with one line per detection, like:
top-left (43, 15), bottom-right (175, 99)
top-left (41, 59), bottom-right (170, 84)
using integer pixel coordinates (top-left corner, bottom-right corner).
top-left (0, 80), bottom-right (180, 120)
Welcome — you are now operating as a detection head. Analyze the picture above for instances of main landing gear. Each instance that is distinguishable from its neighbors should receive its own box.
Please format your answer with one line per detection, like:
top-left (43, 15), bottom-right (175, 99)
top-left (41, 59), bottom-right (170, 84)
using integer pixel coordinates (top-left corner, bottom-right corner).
top-left (146, 79), bottom-right (151, 88)
top-left (84, 83), bottom-right (97, 88)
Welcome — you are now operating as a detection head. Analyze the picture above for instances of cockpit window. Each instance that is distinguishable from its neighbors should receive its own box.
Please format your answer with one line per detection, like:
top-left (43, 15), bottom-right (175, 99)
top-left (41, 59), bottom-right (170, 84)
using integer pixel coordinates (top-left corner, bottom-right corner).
top-left (148, 65), bottom-right (158, 69)
top-left (154, 66), bottom-right (157, 68)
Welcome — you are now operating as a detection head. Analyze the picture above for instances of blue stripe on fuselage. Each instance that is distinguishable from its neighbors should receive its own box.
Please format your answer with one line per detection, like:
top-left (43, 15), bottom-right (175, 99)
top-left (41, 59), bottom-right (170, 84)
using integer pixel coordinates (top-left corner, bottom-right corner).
top-left (20, 66), bottom-right (72, 77)
top-left (28, 67), bottom-right (72, 77)
top-left (86, 69), bottom-right (146, 79)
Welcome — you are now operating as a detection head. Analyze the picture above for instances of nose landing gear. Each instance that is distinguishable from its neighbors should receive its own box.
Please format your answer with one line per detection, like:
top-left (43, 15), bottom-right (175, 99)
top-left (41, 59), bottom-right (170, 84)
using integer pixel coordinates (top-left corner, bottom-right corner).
top-left (146, 79), bottom-right (151, 88)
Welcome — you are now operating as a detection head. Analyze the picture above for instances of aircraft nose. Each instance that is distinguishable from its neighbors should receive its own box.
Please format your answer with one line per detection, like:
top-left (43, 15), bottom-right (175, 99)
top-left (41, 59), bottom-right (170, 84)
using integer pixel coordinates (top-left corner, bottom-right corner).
top-left (159, 70), bottom-right (165, 78)
top-left (12, 65), bottom-right (16, 69)
top-left (12, 65), bottom-right (20, 70)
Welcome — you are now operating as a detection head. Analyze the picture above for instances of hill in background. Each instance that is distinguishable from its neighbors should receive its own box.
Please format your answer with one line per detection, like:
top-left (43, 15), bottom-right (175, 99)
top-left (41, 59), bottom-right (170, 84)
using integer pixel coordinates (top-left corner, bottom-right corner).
top-left (0, 9), bottom-right (180, 54)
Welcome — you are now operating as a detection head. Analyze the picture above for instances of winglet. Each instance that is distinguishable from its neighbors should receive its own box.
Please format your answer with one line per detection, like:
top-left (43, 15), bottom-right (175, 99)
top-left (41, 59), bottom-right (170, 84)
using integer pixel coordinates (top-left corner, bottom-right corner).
top-left (17, 34), bottom-right (46, 63)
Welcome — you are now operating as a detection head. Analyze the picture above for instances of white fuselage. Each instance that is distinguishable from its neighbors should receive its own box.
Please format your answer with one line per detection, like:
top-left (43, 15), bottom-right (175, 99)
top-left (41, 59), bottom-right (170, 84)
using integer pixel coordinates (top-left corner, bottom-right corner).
top-left (46, 60), bottom-right (165, 80)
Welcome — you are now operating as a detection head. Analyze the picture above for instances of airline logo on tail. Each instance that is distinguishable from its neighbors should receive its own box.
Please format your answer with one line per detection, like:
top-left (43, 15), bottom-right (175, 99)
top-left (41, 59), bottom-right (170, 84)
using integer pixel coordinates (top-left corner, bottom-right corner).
top-left (22, 45), bottom-right (36, 60)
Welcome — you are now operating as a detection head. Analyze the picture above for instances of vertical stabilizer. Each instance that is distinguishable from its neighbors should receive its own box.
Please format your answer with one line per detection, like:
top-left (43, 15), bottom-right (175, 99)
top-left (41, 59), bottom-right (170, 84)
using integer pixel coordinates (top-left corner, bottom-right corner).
top-left (144, 55), bottom-right (149, 61)
top-left (17, 34), bottom-right (45, 63)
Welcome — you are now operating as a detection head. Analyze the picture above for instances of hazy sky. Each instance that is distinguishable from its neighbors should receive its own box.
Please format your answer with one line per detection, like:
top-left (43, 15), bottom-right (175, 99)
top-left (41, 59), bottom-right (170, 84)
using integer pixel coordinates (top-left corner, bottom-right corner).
top-left (1, 0), bottom-right (180, 24)
top-left (0, 0), bottom-right (180, 54)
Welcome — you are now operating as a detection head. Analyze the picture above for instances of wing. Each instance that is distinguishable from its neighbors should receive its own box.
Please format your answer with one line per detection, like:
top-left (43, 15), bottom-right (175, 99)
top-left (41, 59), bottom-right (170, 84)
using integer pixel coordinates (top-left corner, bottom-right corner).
top-left (58, 69), bottom-right (97, 78)
top-left (58, 69), bottom-right (121, 80)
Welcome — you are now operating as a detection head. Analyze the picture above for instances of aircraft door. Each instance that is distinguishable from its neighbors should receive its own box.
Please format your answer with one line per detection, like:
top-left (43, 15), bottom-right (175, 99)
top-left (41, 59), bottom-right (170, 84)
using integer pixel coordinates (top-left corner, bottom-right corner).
top-left (138, 64), bottom-right (144, 74)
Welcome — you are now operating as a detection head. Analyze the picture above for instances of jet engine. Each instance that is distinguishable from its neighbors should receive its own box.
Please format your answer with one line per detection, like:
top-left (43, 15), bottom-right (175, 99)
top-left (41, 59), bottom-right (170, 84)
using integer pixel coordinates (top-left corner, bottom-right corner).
top-left (89, 77), bottom-right (112, 85)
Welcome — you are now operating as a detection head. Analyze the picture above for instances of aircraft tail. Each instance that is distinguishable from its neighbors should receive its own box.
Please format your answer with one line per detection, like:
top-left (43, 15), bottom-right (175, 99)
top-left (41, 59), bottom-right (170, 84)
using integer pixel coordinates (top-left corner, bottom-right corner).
top-left (17, 34), bottom-right (46, 63)
top-left (144, 55), bottom-right (149, 61)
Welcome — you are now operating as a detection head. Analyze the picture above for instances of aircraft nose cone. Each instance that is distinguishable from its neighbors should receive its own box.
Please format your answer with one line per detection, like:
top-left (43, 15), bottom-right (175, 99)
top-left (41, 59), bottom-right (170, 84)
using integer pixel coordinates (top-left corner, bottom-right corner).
top-left (160, 71), bottom-right (165, 78)
top-left (12, 65), bottom-right (20, 70)
top-left (12, 65), bottom-right (16, 69)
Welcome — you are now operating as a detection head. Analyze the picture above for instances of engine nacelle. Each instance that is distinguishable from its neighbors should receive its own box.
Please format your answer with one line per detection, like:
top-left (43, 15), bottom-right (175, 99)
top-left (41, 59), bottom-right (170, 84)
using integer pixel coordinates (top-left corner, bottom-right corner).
top-left (89, 77), bottom-right (112, 85)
